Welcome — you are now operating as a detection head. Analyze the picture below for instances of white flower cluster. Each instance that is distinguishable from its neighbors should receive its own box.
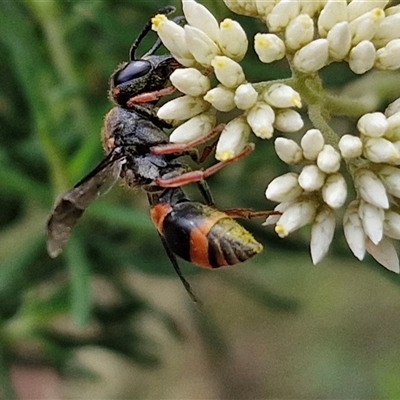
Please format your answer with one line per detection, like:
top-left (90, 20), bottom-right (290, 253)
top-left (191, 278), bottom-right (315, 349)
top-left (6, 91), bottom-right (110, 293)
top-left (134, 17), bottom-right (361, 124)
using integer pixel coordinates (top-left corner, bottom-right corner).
top-left (226, 0), bottom-right (400, 74)
top-left (152, 0), bottom-right (304, 161)
top-left (265, 99), bottom-right (400, 272)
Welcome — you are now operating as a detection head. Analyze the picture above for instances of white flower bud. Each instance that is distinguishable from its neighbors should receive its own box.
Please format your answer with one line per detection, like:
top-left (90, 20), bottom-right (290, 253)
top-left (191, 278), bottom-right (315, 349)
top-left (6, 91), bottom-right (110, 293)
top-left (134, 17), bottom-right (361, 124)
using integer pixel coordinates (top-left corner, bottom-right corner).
top-left (378, 165), bottom-right (400, 197)
top-left (170, 69), bottom-right (210, 97)
top-left (218, 19), bottom-right (248, 61)
top-left (157, 95), bottom-right (210, 120)
top-left (203, 85), bottom-right (236, 112)
top-left (183, 0), bottom-right (219, 42)
top-left (384, 4), bottom-right (400, 16)
top-left (152, 15), bottom-right (195, 66)
top-left (266, 172), bottom-right (303, 202)
top-left (234, 83), bottom-right (258, 110)
top-left (298, 165), bottom-right (326, 192)
top-left (310, 206), bottom-right (336, 264)
top-left (169, 112), bottom-right (216, 143)
top-left (215, 117), bottom-right (250, 161)
top-left (273, 109), bottom-right (304, 133)
top-left (349, 8), bottom-right (385, 45)
top-left (347, 1), bottom-right (389, 22)
top-left (327, 22), bottom-right (352, 61)
top-left (184, 25), bottom-right (220, 67)
top-left (246, 102), bottom-right (275, 139)
top-left (267, 0), bottom-right (300, 32)
top-left (263, 84), bottom-right (302, 109)
top-left (358, 200), bottom-right (384, 245)
top-left (255, 1), bottom-right (277, 18)
top-left (354, 169), bottom-right (389, 209)
top-left (211, 56), bottom-right (245, 88)
top-left (363, 137), bottom-right (400, 164)
top-left (338, 134), bottom-right (363, 158)
top-left (384, 211), bottom-right (400, 240)
top-left (263, 201), bottom-right (290, 227)
top-left (285, 14), bottom-right (314, 51)
top-left (254, 33), bottom-right (286, 63)
top-left (317, 145), bottom-right (341, 174)
top-left (322, 173), bottom-right (347, 209)
top-left (372, 14), bottom-right (400, 47)
top-left (385, 112), bottom-right (400, 141)
top-left (301, 129), bottom-right (325, 160)
top-left (385, 99), bottom-right (400, 118)
top-left (274, 137), bottom-right (303, 165)
top-left (366, 236), bottom-right (400, 273)
top-left (375, 39), bottom-right (400, 71)
top-left (275, 198), bottom-right (318, 238)
top-left (349, 40), bottom-right (376, 74)
top-left (223, 0), bottom-right (258, 17)
top-left (293, 39), bottom-right (329, 73)
top-left (318, 0), bottom-right (348, 37)
top-left (357, 112), bottom-right (388, 137)
top-left (343, 201), bottom-right (366, 260)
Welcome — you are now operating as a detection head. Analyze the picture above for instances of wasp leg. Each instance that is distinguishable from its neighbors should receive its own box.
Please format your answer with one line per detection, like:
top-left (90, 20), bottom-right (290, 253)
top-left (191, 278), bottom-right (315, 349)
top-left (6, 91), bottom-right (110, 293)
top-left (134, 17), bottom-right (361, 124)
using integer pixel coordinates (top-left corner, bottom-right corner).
top-left (155, 143), bottom-right (254, 188)
top-left (126, 86), bottom-right (177, 107)
top-left (222, 209), bottom-right (282, 219)
top-left (151, 124), bottom-right (225, 156)
top-left (196, 180), bottom-right (214, 206)
top-left (157, 233), bottom-right (201, 304)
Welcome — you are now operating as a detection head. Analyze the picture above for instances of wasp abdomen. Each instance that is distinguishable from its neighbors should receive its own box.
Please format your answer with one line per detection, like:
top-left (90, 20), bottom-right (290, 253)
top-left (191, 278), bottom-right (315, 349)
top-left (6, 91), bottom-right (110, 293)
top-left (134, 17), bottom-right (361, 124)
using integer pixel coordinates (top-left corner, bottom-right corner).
top-left (151, 201), bottom-right (263, 269)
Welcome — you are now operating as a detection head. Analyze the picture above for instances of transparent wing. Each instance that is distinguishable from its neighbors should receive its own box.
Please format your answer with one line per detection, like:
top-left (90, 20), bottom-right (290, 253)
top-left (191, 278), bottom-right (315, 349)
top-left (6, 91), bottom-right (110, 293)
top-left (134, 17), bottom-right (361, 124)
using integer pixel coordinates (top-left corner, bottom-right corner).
top-left (47, 153), bottom-right (126, 258)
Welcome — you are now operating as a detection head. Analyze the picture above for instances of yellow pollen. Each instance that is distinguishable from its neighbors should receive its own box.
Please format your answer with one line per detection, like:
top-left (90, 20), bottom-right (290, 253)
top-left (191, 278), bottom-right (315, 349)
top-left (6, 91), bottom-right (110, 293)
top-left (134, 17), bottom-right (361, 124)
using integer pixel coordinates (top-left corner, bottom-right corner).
top-left (275, 224), bottom-right (288, 238)
top-left (151, 14), bottom-right (167, 30)
top-left (221, 18), bottom-right (233, 29)
top-left (256, 37), bottom-right (269, 49)
top-left (291, 95), bottom-right (302, 108)
top-left (217, 150), bottom-right (233, 161)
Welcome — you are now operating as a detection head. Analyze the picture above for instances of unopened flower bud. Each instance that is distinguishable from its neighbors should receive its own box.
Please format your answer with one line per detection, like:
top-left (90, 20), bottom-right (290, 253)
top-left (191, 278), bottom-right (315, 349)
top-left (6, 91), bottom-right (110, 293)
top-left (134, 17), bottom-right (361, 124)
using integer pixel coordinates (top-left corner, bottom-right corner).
top-left (347, 1), bottom-right (389, 22)
top-left (266, 172), bottom-right (303, 202)
top-left (234, 83), bottom-right (258, 110)
top-left (267, 1), bottom-right (300, 32)
top-left (375, 39), bottom-right (400, 71)
top-left (204, 86), bottom-right (236, 112)
top-left (157, 95), bottom-right (209, 120)
top-left (218, 19), bottom-right (248, 61)
top-left (322, 173), bottom-right (347, 209)
top-left (274, 137), bottom-right (303, 164)
top-left (285, 14), bottom-right (314, 51)
top-left (301, 129), bottom-right (325, 160)
top-left (211, 56), bottom-right (245, 88)
top-left (263, 84), bottom-right (302, 108)
top-left (343, 200), bottom-right (366, 260)
top-left (384, 210), bottom-right (400, 240)
top-left (349, 8), bottom-right (385, 45)
top-left (359, 200), bottom-right (384, 245)
top-left (170, 69), bottom-right (210, 96)
top-left (318, 0), bottom-right (348, 37)
top-left (357, 112), bottom-right (388, 137)
top-left (246, 102), bottom-right (275, 139)
top-left (372, 14), bottom-right (400, 47)
top-left (298, 165), bottom-right (326, 191)
top-left (385, 99), bottom-right (400, 118)
top-left (273, 109), bottom-right (304, 133)
top-left (338, 134), bottom-right (363, 158)
top-left (354, 169), bottom-right (389, 209)
top-left (378, 165), bottom-right (400, 197)
top-left (215, 117), bottom-right (250, 161)
top-left (363, 137), bottom-right (400, 164)
top-left (254, 33), bottom-right (286, 63)
top-left (310, 206), bottom-right (336, 264)
top-left (349, 40), bottom-right (376, 74)
top-left (293, 39), bottom-right (329, 73)
top-left (169, 112), bottom-right (216, 143)
top-left (327, 22), bottom-right (352, 60)
top-left (317, 145), bottom-right (341, 174)
top-left (184, 25), bottom-right (220, 67)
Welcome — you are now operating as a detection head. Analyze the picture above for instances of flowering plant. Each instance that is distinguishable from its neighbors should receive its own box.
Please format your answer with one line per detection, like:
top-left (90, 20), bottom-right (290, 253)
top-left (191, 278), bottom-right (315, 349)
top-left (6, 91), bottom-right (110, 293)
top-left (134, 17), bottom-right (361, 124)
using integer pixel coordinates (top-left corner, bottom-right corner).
top-left (152, 0), bottom-right (400, 272)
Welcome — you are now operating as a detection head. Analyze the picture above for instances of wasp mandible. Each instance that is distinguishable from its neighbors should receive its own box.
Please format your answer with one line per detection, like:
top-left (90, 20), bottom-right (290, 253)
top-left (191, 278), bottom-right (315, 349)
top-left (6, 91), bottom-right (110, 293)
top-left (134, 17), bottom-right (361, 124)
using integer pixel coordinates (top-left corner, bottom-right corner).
top-left (47, 7), bottom-right (268, 301)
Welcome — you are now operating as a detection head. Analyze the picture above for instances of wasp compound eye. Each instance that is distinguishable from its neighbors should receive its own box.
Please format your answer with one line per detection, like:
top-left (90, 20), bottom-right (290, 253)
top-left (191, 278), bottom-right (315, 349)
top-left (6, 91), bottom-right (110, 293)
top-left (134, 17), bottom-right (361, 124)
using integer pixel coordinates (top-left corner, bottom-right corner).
top-left (113, 60), bottom-right (152, 86)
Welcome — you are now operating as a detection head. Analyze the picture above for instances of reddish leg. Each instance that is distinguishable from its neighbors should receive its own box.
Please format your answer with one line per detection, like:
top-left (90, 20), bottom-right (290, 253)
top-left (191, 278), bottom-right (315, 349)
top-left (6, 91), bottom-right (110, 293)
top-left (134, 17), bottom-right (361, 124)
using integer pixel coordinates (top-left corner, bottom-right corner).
top-left (155, 144), bottom-right (255, 188)
top-left (222, 209), bottom-right (282, 219)
top-left (126, 86), bottom-right (177, 107)
top-left (151, 124), bottom-right (225, 156)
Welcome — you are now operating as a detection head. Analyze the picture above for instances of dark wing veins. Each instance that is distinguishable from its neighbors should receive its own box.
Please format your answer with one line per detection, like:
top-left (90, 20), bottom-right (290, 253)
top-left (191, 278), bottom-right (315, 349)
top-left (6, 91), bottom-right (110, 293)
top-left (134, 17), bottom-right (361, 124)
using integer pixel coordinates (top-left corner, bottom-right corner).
top-left (47, 149), bottom-right (126, 258)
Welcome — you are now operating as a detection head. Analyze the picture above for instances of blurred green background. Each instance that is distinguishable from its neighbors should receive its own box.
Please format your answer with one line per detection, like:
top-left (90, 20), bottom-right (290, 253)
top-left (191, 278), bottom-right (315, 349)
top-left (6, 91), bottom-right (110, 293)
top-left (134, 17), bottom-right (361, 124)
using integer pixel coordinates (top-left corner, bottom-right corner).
top-left (1, 1), bottom-right (400, 399)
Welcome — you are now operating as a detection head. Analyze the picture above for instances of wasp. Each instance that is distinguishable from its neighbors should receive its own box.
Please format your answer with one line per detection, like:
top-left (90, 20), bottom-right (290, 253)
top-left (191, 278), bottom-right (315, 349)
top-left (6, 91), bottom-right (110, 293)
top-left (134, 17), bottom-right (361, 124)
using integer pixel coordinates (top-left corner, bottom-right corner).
top-left (47, 7), bottom-right (268, 302)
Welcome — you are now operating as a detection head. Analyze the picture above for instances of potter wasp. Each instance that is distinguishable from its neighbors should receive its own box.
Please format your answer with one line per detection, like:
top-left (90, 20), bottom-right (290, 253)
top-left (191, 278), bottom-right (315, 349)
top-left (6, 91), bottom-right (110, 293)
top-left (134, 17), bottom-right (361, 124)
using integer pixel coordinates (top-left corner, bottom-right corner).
top-left (47, 7), bottom-right (269, 302)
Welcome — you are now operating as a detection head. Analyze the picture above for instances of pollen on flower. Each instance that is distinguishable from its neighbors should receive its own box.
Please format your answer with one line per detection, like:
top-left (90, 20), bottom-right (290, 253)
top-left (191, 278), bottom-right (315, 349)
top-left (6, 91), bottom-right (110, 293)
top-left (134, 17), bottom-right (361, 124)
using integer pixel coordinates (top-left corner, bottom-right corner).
top-left (275, 224), bottom-right (288, 238)
top-left (220, 18), bottom-right (233, 29)
top-left (151, 14), bottom-right (166, 30)
top-left (217, 150), bottom-right (233, 161)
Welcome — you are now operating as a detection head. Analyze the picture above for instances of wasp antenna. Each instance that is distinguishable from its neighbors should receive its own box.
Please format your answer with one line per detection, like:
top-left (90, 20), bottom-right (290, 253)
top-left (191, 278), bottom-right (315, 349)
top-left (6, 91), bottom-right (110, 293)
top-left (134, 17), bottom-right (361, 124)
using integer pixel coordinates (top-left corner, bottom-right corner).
top-left (130, 6), bottom-right (176, 61)
top-left (158, 233), bottom-right (201, 304)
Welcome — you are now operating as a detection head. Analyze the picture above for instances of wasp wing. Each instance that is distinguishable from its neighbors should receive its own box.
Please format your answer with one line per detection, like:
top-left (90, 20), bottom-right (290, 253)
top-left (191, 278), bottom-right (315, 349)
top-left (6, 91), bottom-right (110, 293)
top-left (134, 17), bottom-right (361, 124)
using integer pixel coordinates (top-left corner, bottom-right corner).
top-left (47, 152), bottom-right (126, 258)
